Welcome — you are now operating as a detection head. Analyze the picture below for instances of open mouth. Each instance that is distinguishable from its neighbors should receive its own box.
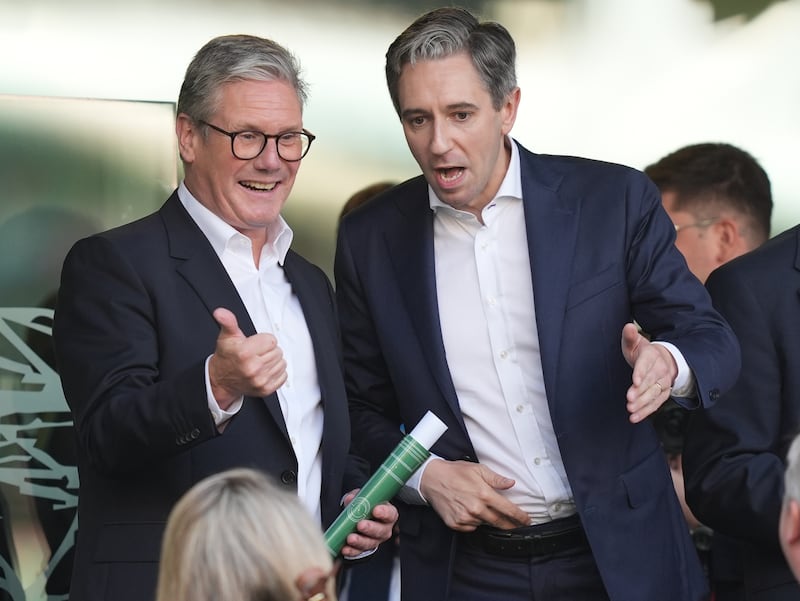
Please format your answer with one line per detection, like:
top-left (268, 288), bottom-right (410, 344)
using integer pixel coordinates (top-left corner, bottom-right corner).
top-left (437, 167), bottom-right (464, 182)
top-left (434, 167), bottom-right (465, 189)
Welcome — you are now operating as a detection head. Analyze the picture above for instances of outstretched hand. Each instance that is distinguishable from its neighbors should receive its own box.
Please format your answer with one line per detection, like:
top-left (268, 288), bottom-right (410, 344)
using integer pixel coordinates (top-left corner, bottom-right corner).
top-left (621, 322), bottom-right (677, 423)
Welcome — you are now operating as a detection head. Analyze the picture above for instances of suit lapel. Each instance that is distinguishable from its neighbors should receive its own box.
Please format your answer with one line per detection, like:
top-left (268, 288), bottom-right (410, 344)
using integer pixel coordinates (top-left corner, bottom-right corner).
top-left (282, 252), bottom-right (342, 417)
top-left (158, 193), bottom-right (289, 439)
top-left (519, 146), bottom-right (578, 410)
top-left (282, 252), bottom-right (347, 509)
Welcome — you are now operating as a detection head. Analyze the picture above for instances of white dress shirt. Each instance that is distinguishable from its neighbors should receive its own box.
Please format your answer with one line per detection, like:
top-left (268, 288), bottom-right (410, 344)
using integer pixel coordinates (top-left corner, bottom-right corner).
top-left (178, 182), bottom-right (324, 521)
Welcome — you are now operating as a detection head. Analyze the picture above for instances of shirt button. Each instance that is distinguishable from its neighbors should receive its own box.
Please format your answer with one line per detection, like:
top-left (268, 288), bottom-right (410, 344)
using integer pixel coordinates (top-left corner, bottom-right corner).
top-left (500, 350), bottom-right (508, 359)
top-left (516, 404), bottom-right (524, 413)
top-left (534, 457), bottom-right (541, 465)
top-left (554, 503), bottom-right (562, 512)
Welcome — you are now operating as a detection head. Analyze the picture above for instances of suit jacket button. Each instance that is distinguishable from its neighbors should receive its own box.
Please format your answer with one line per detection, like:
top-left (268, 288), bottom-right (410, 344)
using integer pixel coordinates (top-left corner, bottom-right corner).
top-left (709, 389), bottom-right (720, 402)
top-left (190, 428), bottom-right (200, 439)
top-left (280, 470), bottom-right (297, 484)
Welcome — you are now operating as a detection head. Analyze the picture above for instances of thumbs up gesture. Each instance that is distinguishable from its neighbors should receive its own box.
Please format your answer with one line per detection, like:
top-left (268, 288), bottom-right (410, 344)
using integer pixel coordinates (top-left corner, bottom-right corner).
top-left (209, 307), bottom-right (287, 409)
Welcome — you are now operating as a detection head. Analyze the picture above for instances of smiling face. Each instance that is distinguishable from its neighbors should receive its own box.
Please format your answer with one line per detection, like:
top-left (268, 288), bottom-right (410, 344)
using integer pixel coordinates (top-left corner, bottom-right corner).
top-left (177, 78), bottom-right (303, 248)
top-left (397, 52), bottom-right (519, 219)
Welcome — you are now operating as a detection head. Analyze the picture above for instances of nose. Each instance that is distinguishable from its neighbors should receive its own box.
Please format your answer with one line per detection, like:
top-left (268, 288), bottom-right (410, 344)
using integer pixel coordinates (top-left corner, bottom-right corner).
top-left (430, 120), bottom-right (453, 156)
top-left (252, 137), bottom-right (282, 170)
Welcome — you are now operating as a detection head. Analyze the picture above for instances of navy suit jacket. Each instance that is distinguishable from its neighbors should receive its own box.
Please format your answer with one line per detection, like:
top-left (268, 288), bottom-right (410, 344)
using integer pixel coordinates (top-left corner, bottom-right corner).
top-left (684, 225), bottom-right (800, 599)
top-left (334, 142), bottom-right (740, 601)
top-left (54, 192), bottom-right (364, 601)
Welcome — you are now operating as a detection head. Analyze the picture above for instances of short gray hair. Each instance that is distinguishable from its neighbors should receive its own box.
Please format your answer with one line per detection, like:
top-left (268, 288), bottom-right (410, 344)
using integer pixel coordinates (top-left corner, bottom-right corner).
top-left (385, 7), bottom-right (516, 115)
top-left (177, 34), bottom-right (308, 123)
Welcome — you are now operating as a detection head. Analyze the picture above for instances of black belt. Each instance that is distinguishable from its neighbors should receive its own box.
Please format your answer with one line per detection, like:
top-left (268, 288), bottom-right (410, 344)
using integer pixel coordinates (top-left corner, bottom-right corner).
top-left (463, 514), bottom-right (588, 558)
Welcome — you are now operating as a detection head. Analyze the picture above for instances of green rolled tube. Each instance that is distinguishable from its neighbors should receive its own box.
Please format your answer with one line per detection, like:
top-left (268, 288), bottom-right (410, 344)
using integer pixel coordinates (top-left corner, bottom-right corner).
top-left (324, 410), bottom-right (447, 556)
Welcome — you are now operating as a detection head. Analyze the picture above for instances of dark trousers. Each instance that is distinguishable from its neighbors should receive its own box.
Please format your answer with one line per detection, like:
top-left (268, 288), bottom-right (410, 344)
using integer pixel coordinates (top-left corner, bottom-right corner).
top-left (450, 522), bottom-right (610, 601)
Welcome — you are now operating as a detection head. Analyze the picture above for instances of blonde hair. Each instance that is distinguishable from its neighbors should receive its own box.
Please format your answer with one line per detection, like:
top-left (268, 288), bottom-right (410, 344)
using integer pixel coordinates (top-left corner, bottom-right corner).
top-left (156, 468), bottom-right (336, 601)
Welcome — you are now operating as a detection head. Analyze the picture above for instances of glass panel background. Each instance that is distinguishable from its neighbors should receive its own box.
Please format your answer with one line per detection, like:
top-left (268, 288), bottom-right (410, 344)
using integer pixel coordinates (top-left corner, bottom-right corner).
top-left (0, 96), bottom-right (177, 601)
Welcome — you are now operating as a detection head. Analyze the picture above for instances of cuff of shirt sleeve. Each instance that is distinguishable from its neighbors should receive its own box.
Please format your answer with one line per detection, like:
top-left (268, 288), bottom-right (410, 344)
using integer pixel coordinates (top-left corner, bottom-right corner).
top-left (204, 355), bottom-right (244, 428)
top-left (344, 547), bottom-right (377, 560)
top-left (651, 341), bottom-right (697, 399)
top-left (395, 454), bottom-right (441, 505)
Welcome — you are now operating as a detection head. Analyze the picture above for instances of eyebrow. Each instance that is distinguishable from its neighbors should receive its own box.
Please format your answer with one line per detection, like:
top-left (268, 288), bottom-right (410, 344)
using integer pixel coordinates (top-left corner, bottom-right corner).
top-left (400, 102), bottom-right (480, 120)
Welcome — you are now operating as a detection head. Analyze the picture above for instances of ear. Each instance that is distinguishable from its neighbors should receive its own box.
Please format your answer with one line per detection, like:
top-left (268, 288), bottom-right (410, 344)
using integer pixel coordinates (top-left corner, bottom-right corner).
top-left (713, 218), bottom-right (741, 265)
top-left (500, 87), bottom-right (521, 136)
top-left (176, 113), bottom-right (199, 164)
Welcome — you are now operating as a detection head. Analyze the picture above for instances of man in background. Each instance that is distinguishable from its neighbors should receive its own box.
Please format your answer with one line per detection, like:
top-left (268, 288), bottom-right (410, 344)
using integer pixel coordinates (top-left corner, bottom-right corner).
top-left (645, 142), bottom-right (772, 284)
top-left (683, 218), bottom-right (800, 600)
top-left (645, 142), bottom-right (772, 599)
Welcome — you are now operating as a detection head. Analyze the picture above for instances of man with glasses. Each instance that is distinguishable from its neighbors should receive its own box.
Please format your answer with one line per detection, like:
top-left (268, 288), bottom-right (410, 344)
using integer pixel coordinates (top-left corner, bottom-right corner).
top-left (683, 219), bottom-right (800, 601)
top-left (645, 142), bottom-right (772, 285)
top-left (53, 35), bottom-right (396, 601)
top-left (645, 142), bottom-right (773, 600)
top-left (663, 146), bottom-right (800, 598)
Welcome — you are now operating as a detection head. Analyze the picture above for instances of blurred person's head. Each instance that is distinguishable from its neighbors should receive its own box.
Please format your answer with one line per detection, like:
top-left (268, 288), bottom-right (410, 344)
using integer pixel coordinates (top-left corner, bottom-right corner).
top-left (385, 7), bottom-right (520, 219)
top-left (175, 35), bottom-right (314, 248)
top-left (645, 142), bottom-right (772, 283)
top-left (781, 433), bottom-right (800, 582)
top-left (156, 468), bottom-right (337, 601)
top-left (339, 181), bottom-right (395, 223)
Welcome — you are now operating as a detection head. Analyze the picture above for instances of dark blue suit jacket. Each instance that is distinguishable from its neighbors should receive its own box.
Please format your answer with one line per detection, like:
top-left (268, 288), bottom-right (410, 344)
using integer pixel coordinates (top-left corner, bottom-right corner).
top-left (684, 225), bottom-right (800, 599)
top-left (54, 192), bottom-right (363, 601)
top-left (334, 142), bottom-right (740, 601)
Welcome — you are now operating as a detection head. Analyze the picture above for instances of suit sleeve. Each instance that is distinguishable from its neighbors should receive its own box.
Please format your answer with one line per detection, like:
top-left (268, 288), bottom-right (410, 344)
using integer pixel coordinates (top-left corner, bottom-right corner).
top-left (624, 172), bottom-right (740, 409)
top-left (53, 235), bottom-right (217, 476)
top-left (683, 262), bottom-right (785, 550)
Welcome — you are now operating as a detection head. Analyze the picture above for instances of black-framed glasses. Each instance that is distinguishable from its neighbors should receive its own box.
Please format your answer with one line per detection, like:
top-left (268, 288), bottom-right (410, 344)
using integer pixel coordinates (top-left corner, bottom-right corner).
top-left (674, 218), bottom-right (718, 234)
top-left (198, 120), bottom-right (315, 161)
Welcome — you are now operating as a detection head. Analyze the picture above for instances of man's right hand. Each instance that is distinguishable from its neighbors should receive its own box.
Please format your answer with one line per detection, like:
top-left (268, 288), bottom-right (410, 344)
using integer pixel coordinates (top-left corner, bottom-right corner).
top-left (420, 459), bottom-right (530, 532)
top-left (208, 307), bottom-right (287, 408)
